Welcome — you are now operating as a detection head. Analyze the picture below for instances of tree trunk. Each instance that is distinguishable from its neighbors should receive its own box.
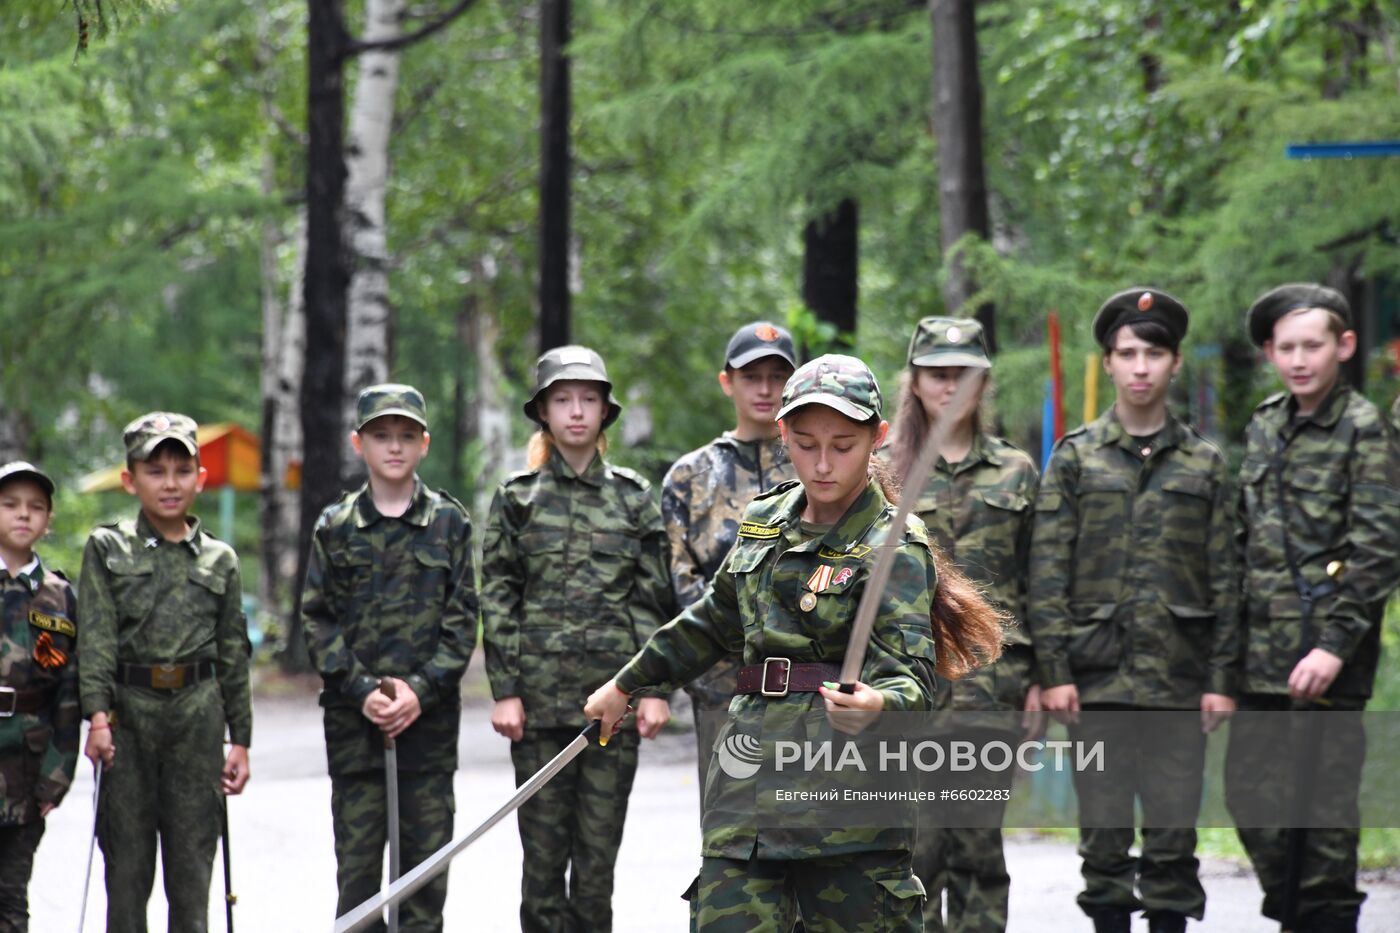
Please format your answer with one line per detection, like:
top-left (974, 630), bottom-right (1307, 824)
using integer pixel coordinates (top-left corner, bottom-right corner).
top-left (342, 0), bottom-right (402, 479)
top-left (538, 0), bottom-right (571, 352)
top-left (801, 198), bottom-right (859, 346)
top-left (930, 0), bottom-right (996, 352)
top-left (0, 411), bottom-right (31, 464)
top-left (472, 258), bottom-right (514, 521)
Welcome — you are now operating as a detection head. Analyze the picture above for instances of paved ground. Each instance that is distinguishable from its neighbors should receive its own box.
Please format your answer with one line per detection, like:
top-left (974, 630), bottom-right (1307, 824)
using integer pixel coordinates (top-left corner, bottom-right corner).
top-left (32, 688), bottom-right (1400, 931)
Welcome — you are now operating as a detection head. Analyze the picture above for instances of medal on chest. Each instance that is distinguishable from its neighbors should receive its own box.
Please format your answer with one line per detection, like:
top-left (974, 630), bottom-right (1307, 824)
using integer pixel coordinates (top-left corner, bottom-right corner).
top-left (801, 564), bottom-right (856, 612)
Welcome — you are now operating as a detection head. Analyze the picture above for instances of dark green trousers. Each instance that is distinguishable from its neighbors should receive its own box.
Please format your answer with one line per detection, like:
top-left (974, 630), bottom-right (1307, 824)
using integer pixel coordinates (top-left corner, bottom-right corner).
top-left (0, 819), bottom-right (44, 932)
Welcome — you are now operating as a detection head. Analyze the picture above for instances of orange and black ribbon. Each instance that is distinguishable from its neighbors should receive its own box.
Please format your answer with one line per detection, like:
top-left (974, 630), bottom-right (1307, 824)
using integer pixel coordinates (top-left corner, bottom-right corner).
top-left (33, 631), bottom-right (67, 670)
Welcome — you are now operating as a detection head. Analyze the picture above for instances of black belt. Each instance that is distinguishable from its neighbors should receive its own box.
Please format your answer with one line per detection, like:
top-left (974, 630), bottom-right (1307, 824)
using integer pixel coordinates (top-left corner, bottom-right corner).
top-left (118, 659), bottom-right (216, 691)
top-left (0, 686), bottom-right (56, 717)
top-left (735, 659), bottom-right (839, 697)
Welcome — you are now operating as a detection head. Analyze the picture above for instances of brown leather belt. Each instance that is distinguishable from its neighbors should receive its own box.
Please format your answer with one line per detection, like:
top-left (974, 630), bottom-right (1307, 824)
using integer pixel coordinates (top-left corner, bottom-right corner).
top-left (0, 686), bottom-right (56, 717)
top-left (735, 659), bottom-right (839, 698)
top-left (117, 659), bottom-right (216, 691)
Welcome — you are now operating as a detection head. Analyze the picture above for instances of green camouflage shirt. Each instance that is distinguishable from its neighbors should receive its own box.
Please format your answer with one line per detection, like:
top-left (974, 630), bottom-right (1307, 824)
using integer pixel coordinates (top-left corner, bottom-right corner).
top-left (78, 512), bottom-right (252, 746)
top-left (1236, 385), bottom-right (1400, 699)
top-left (481, 448), bottom-right (671, 730)
top-left (662, 432), bottom-right (795, 707)
top-left (301, 480), bottom-right (477, 774)
top-left (0, 558), bottom-right (79, 824)
top-left (901, 432), bottom-right (1039, 709)
top-left (1028, 409), bottom-right (1240, 709)
top-left (615, 479), bottom-right (938, 859)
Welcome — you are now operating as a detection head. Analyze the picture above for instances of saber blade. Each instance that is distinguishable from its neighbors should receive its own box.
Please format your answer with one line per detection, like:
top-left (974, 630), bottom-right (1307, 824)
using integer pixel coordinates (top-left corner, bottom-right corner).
top-left (77, 762), bottom-right (102, 933)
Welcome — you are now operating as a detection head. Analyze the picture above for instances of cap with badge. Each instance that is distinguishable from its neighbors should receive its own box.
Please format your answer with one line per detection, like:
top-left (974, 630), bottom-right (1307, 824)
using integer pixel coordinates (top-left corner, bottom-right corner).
top-left (907, 317), bottom-right (991, 369)
top-left (1245, 283), bottom-right (1352, 348)
top-left (355, 383), bottom-right (429, 431)
top-left (725, 321), bottom-right (798, 370)
top-left (525, 345), bottom-right (623, 429)
top-left (0, 461), bottom-right (55, 501)
top-left (123, 412), bottom-right (200, 462)
top-left (1091, 287), bottom-right (1189, 350)
top-left (776, 354), bottom-right (883, 423)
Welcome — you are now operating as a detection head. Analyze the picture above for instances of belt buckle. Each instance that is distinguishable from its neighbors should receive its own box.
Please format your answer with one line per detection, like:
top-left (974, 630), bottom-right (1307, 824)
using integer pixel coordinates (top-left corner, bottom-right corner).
top-left (760, 658), bottom-right (791, 698)
top-left (151, 664), bottom-right (184, 690)
top-left (0, 686), bottom-right (14, 717)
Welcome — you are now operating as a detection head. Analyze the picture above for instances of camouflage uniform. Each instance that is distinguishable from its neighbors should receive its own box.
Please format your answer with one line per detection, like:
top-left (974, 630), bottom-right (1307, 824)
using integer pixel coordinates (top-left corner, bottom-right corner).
top-left (0, 544), bottom-right (79, 933)
top-left (301, 475), bottom-right (477, 933)
top-left (1029, 405), bottom-right (1239, 925)
top-left (1226, 382), bottom-right (1400, 929)
top-left (481, 444), bottom-right (670, 933)
top-left (662, 432), bottom-right (794, 798)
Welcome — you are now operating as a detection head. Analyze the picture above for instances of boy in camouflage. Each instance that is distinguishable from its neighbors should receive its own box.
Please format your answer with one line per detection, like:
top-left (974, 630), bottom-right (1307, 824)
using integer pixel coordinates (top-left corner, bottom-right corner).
top-left (482, 346), bottom-right (671, 933)
top-left (80, 413), bottom-right (253, 933)
top-left (0, 462), bottom-right (79, 931)
top-left (1225, 284), bottom-right (1400, 933)
top-left (1029, 291), bottom-right (1239, 933)
top-left (886, 318), bottom-right (1041, 933)
top-left (662, 321), bottom-right (796, 804)
top-left (301, 384), bottom-right (478, 932)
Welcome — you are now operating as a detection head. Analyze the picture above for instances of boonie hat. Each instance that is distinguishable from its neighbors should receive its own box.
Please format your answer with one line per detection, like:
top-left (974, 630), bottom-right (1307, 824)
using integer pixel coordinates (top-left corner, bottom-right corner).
top-left (356, 383), bottom-right (429, 431)
top-left (124, 412), bottom-right (199, 462)
top-left (776, 354), bottom-right (883, 423)
top-left (1092, 288), bottom-right (1189, 350)
top-left (907, 317), bottom-right (991, 369)
top-left (525, 345), bottom-right (623, 429)
top-left (1245, 283), bottom-right (1351, 348)
top-left (725, 322), bottom-right (798, 370)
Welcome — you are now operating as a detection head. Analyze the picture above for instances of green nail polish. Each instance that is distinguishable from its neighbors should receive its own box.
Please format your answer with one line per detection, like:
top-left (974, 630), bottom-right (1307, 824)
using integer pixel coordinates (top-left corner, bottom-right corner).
top-left (822, 681), bottom-right (839, 690)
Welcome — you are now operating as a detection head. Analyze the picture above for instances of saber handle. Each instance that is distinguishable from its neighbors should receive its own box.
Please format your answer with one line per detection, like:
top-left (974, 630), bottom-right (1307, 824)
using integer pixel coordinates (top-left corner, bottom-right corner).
top-left (379, 678), bottom-right (397, 750)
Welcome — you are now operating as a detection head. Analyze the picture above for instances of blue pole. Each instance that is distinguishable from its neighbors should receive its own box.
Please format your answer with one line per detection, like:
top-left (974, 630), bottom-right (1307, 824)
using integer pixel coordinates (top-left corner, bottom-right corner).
top-left (1041, 380), bottom-right (1055, 472)
top-left (1286, 141), bottom-right (1400, 159)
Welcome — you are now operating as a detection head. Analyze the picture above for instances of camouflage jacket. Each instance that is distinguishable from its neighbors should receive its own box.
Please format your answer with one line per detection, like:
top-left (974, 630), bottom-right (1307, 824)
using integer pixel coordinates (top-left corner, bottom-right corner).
top-left (902, 432), bottom-right (1039, 710)
top-left (79, 512), bottom-right (252, 746)
top-left (1028, 409), bottom-right (1239, 709)
top-left (481, 448), bottom-right (670, 730)
top-left (662, 432), bottom-right (794, 707)
top-left (302, 480), bottom-right (477, 775)
top-left (1236, 385), bottom-right (1400, 699)
top-left (0, 558), bottom-right (79, 825)
top-left (615, 479), bottom-right (938, 859)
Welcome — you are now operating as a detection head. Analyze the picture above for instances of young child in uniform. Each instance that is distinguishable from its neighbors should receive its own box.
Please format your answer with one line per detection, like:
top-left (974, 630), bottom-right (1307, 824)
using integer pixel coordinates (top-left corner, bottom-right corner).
top-left (886, 318), bottom-right (1040, 933)
top-left (586, 354), bottom-right (1004, 932)
top-left (0, 462), bottom-right (79, 931)
top-left (482, 345), bottom-right (672, 933)
top-left (301, 384), bottom-right (478, 931)
top-left (1226, 284), bottom-right (1400, 933)
top-left (80, 413), bottom-right (252, 933)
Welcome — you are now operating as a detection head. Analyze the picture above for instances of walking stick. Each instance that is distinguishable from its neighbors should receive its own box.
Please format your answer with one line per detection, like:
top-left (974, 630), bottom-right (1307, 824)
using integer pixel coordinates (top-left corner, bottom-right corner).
top-left (76, 761), bottom-right (102, 933)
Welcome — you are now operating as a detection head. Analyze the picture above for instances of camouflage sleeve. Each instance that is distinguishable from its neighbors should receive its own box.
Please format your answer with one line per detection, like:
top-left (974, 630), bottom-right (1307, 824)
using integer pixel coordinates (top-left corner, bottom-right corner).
top-left (217, 559), bottom-right (253, 747)
top-left (615, 562), bottom-right (744, 695)
top-left (407, 509), bottom-right (479, 713)
top-left (35, 583), bottom-right (80, 805)
top-left (1027, 442), bottom-right (1079, 689)
top-left (627, 487), bottom-right (672, 646)
top-left (77, 535), bottom-right (118, 717)
top-left (661, 459), bottom-right (704, 611)
top-left (480, 487), bottom-right (525, 700)
top-left (862, 541), bottom-right (938, 713)
top-left (1014, 461), bottom-right (1040, 679)
top-left (301, 524), bottom-right (379, 707)
top-left (1317, 419), bottom-right (1400, 660)
top-left (1205, 459), bottom-right (1241, 696)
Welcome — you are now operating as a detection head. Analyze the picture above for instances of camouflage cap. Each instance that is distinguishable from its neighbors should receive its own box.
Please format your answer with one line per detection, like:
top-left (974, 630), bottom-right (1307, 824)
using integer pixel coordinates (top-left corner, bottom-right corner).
top-left (0, 461), bottom-right (55, 500)
top-left (1092, 287), bottom-right (1189, 349)
top-left (725, 321), bottom-right (798, 369)
top-left (355, 383), bottom-right (428, 431)
top-left (776, 354), bottom-right (882, 423)
top-left (525, 345), bottom-right (623, 429)
top-left (907, 316), bottom-right (991, 369)
top-left (123, 412), bottom-right (199, 462)
top-left (1246, 282), bottom-right (1352, 348)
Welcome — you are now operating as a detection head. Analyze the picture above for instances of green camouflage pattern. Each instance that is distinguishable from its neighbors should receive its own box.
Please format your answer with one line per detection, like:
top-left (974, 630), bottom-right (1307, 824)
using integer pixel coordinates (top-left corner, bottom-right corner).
top-left (302, 480), bottom-right (478, 775)
top-left (1391, 393), bottom-right (1399, 433)
top-left (1027, 409), bottom-right (1240, 708)
top-left (614, 478), bottom-right (938, 860)
top-left (777, 354), bottom-right (883, 423)
top-left (525, 344), bottom-right (623, 428)
top-left (122, 411), bottom-right (199, 461)
top-left (917, 823), bottom-right (1010, 933)
top-left (512, 728), bottom-right (639, 932)
top-left (662, 432), bottom-right (795, 792)
top-left (907, 317), bottom-right (991, 369)
top-left (0, 820), bottom-right (45, 931)
top-left (354, 382), bottom-right (428, 430)
top-left (685, 850), bottom-right (925, 932)
top-left (481, 447), bottom-right (671, 728)
top-left (330, 771), bottom-right (455, 932)
top-left (0, 559), bottom-right (79, 826)
top-left (1235, 385), bottom-right (1400, 699)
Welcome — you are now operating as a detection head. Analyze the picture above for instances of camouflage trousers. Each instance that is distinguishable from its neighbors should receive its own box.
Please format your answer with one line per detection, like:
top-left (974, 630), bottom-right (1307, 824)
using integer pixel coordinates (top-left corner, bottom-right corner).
top-left (330, 769), bottom-right (455, 932)
top-left (99, 681), bottom-right (225, 933)
top-left (511, 727), bottom-right (639, 933)
top-left (1225, 693), bottom-right (1366, 927)
top-left (684, 849), bottom-right (925, 932)
top-left (687, 656), bottom-right (741, 811)
top-left (1069, 708), bottom-right (1206, 921)
top-left (0, 819), bottom-right (43, 932)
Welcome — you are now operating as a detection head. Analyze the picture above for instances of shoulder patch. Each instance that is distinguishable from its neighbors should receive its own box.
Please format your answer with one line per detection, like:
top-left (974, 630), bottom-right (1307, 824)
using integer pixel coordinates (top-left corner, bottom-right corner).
top-left (502, 468), bottom-right (538, 487)
top-left (1257, 391), bottom-right (1289, 411)
top-left (753, 479), bottom-right (801, 501)
top-left (29, 609), bottom-right (76, 638)
top-left (738, 521), bottom-right (782, 540)
top-left (816, 543), bottom-right (873, 560)
top-left (609, 465), bottom-right (651, 491)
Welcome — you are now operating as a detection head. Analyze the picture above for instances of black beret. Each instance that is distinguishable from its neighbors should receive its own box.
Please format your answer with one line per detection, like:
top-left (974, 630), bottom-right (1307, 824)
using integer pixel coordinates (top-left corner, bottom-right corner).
top-left (1245, 283), bottom-right (1351, 348)
top-left (1091, 287), bottom-right (1188, 350)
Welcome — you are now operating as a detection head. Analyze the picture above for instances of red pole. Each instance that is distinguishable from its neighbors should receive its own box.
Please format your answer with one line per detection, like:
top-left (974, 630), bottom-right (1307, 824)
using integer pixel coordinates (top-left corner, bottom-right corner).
top-left (1048, 310), bottom-right (1065, 439)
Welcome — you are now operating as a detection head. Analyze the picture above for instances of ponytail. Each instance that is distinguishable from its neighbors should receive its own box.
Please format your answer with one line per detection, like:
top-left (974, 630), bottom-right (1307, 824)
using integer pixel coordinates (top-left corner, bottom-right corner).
top-left (927, 551), bottom-right (1006, 680)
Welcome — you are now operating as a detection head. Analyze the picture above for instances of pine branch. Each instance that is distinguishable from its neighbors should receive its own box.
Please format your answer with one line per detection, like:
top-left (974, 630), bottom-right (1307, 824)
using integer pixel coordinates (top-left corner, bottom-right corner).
top-left (346, 0), bottom-right (482, 56)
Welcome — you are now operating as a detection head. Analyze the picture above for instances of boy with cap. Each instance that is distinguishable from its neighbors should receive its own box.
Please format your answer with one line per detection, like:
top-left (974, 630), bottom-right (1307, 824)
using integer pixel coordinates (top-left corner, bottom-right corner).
top-left (0, 462), bottom-right (79, 930)
top-left (661, 321), bottom-right (797, 804)
top-left (80, 413), bottom-right (252, 933)
top-left (1225, 285), bottom-right (1400, 933)
top-left (301, 384), bottom-right (478, 931)
top-left (1029, 290), bottom-right (1239, 933)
